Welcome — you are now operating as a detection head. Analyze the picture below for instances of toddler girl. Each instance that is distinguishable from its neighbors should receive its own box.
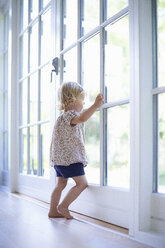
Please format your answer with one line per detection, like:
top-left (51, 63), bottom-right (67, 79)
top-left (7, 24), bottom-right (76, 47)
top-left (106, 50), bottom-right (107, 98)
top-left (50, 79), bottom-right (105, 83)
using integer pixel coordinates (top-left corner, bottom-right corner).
top-left (48, 81), bottom-right (104, 219)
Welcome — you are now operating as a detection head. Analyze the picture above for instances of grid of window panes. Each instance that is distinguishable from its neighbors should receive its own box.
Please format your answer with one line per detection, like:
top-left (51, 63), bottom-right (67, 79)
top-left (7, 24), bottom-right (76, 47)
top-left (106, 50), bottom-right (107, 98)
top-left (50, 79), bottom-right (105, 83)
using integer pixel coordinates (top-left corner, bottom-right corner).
top-left (0, 12), bottom-right (8, 172)
top-left (19, 0), bottom-right (51, 178)
top-left (153, 0), bottom-right (165, 193)
top-left (61, 0), bottom-right (130, 187)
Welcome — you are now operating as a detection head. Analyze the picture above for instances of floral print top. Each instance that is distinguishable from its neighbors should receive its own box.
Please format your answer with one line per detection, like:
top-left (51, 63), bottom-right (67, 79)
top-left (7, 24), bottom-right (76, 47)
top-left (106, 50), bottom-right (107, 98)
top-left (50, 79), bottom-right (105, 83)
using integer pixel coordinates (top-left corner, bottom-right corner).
top-left (49, 110), bottom-right (88, 167)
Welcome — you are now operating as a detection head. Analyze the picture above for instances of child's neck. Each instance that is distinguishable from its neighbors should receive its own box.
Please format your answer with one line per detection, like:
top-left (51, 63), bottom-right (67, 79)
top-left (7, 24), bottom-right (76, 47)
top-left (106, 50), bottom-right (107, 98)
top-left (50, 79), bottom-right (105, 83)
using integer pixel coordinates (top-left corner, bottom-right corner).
top-left (65, 105), bottom-right (81, 113)
top-left (64, 105), bottom-right (76, 112)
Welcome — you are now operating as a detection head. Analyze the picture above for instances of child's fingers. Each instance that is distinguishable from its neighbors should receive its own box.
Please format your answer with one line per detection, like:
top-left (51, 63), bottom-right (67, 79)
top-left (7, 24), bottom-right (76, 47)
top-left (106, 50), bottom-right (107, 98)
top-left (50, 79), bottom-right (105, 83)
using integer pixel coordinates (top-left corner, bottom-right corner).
top-left (97, 94), bottom-right (104, 101)
top-left (95, 94), bottom-right (104, 107)
top-left (97, 93), bottom-right (104, 99)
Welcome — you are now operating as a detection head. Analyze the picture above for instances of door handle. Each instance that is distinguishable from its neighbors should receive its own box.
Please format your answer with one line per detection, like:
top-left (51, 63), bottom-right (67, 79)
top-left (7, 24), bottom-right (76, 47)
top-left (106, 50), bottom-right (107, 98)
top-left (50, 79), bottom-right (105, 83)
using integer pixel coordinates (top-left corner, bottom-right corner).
top-left (52, 57), bottom-right (59, 75)
top-left (50, 57), bottom-right (59, 82)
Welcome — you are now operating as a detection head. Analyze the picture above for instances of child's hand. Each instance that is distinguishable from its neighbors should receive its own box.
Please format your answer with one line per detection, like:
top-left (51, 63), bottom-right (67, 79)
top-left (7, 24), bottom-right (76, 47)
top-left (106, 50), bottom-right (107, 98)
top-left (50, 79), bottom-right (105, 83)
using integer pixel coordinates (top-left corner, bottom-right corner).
top-left (93, 94), bottom-right (104, 108)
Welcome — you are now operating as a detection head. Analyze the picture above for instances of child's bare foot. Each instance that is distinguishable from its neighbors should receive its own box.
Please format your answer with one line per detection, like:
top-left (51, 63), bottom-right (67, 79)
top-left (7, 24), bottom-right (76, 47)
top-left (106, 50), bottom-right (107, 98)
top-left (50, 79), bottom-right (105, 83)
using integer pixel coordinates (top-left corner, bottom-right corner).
top-left (57, 205), bottom-right (73, 220)
top-left (48, 211), bottom-right (64, 218)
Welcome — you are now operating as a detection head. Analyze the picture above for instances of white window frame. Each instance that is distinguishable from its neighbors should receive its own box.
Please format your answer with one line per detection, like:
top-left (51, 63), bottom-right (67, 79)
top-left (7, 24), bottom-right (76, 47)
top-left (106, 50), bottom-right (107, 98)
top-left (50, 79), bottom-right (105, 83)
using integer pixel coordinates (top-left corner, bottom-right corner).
top-left (129, 0), bottom-right (165, 247)
top-left (60, 0), bottom-right (130, 188)
top-left (57, 0), bottom-right (165, 246)
top-left (150, 0), bottom-right (165, 241)
top-left (152, 0), bottom-right (165, 194)
top-left (18, 0), bottom-right (51, 177)
top-left (5, 0), bottom-right (165, 247)
top-left (7, 0), bottom-right (57, 202)
top-left (0, 4), bottom-right (9, 186)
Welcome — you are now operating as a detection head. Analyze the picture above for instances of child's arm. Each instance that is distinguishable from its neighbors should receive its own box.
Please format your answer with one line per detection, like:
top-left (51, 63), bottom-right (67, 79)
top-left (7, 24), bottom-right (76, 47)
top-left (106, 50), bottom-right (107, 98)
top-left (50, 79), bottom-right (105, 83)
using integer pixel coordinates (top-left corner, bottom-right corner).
top-left (71, 93), bottom-right (104, 125)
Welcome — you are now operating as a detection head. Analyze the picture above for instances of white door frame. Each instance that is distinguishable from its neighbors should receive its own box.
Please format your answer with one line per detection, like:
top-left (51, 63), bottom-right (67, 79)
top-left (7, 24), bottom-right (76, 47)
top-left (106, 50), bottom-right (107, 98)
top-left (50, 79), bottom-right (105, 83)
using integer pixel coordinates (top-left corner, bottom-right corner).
top-left (8, 0), bottom-right (19, 193)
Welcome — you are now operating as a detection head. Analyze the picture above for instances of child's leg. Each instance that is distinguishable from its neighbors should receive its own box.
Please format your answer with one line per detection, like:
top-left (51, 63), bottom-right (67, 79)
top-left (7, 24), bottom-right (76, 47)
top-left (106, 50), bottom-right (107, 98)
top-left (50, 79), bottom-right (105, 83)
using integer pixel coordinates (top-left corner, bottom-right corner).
top-left (57, 175), bottom-right (88, 219)
top-left (48, 177), bottom-right (68, 218)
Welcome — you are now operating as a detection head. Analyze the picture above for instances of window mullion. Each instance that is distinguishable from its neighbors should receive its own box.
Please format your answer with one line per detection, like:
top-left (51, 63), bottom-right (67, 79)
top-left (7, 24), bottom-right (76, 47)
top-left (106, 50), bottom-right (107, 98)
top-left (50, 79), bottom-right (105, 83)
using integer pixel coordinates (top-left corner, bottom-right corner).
top-left (152, 0), bottom-right (158, 192)
top-left (38, 13), bottom-right (41, 176)
top-left (77, 42), bottom-right (81, 85)
top-left (101, 6), bottom-right (129, 28)
top-left (100, 0), bottom-right (106, 186)
top-left (77, 0), bottom-right (81, 84)
top-left (152, 0), bottom-right (158, 89)
top-left (153, 95), bottom-right (158, 192)
top-left (152, 86), bottom-right (165, 95)
top-left (27, 23), bottom-right (30, 174)
top-left (60, 0), bottom-right (63, 84)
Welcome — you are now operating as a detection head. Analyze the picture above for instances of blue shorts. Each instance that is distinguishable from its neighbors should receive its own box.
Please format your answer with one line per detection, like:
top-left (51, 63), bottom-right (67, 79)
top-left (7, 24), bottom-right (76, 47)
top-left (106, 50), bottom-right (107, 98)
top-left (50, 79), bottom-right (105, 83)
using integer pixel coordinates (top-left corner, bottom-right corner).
top-left (54, 162), bottom-right (85, 179)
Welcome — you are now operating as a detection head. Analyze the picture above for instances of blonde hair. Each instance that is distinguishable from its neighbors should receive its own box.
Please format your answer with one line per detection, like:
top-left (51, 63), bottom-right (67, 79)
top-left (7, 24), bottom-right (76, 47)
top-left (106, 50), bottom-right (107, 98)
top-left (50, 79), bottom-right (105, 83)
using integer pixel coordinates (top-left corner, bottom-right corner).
top-left (58, 82), bottom-right (85, 110)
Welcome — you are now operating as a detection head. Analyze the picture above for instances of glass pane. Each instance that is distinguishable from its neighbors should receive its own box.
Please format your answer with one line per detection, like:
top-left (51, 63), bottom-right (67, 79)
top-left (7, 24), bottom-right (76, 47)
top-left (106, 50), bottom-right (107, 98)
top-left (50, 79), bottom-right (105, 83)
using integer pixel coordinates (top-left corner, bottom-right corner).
top-left (63, 0), bottom-right (77, 48)
top-left (3, 132), bottom-right (8, 171)
top-left (0, 17), bottom-right (4, 51)
top-left (158, 93), bottom-right (165, 193)
top-left (20, 0), bottom-right (28, 31)
top-left (0, 133), bottom-right (2, 169)
top-left (63, 47), bottom-right (77, 82)
top-left (40, 9), bottom-right (51, 64)
top-left (40, 123), bottom-right (50, 178)
top-left (19, 31), bottom-right (28, 78)
top-left (107, 104), bottom-right (130, 188)
top-left (105, 0), bottom-right (128, 20)
top-left (30, 22), bottom-right (39, 72)
top-left (40, 65), bottom-right (50, 121)
top-left (29, 0), bottom-right (39, 22)
top-left (4, 92), bottom-right (8, 130)
top-left (0, 55), bottom-right (4, 91)
top-left (85, 111), bottom-right (100, 184)
top-left (0, 95), bottom-right (2, 130)
top-left (29, 73), bottom-right (38, 123)
top-left (4, 53), bottom-right (8, 90)
top-left (19, 79), bottom-right (28, 125)
top-left (19, 128), bottom-right (28, 174)
top-left (29, 126), bottom-right (38, 175)
top-left (4, 14), bottom-right (9, 50)
top-left (40, 0), bottom-right (51, 9)
top-left (81, 0), bottom-right (99, 36)
top-left (104, 16), bottom-right (129, 102)
top-left (82, 34), bottom-right (100, 107)
top-left (158, 1), bottom-right (165, 86)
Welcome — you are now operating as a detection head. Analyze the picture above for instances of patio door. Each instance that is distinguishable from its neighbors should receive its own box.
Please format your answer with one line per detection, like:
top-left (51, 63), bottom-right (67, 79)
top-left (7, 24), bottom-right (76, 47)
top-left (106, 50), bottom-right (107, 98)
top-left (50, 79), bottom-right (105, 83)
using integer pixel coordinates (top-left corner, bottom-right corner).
top-left (17, 0), bottom-right (57, 202)
top-left (56, 0), bottom-right (130, 229)
top-left (17, 0), bottom-right (131, 229)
